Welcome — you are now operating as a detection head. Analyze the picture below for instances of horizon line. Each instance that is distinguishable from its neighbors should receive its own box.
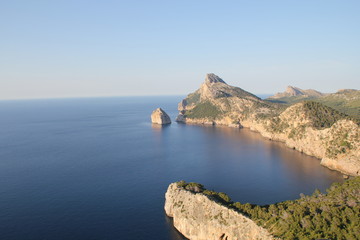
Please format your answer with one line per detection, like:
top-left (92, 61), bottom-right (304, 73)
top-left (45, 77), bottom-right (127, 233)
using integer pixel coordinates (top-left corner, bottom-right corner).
top-left (0, 93), bottom-right (274, 101)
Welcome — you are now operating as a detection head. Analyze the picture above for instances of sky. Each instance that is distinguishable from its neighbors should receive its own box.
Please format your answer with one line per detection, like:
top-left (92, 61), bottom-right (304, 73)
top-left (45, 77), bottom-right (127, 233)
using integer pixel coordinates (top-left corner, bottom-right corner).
top-left (0, 0), bottom-right (359, 99)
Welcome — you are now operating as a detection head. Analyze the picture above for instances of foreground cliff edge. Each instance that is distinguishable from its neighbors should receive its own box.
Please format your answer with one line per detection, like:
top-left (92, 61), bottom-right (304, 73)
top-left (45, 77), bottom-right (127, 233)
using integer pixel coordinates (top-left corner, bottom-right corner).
top-left (165, 179), bottom-right (360, 239)
top-left (165, 182), bottom-right (275, 240)
top-left (176, 73), bottom-right (360, 176)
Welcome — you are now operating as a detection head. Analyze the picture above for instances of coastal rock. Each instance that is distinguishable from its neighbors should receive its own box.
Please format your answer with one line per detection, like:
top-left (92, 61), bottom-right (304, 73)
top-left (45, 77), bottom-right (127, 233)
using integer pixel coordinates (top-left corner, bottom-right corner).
top-left (151, 108), bottom-right (171, 125)
top-left (164, 183), bottom-right (275, 240)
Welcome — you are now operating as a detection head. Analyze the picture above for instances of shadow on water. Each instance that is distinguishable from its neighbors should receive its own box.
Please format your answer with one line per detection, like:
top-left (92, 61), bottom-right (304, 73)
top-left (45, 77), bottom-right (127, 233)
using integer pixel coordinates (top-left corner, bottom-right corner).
top-left (164, 215), bottom-right (188, 240)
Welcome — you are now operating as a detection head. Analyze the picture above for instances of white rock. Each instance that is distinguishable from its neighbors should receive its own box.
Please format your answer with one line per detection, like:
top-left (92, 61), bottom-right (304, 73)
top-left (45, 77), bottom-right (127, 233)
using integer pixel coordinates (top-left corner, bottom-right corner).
top-left (165, 183), bottom-right (275, 240)
top-left (151, 108), bottom-right (171, 125)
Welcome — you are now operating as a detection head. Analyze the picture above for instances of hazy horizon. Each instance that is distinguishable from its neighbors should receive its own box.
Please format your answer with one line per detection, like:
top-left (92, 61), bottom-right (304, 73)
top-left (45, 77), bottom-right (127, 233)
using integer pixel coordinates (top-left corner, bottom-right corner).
top-left (1, 1), bottom-right (359, 100)
top-left (0, 92), bottom-right (273, 101)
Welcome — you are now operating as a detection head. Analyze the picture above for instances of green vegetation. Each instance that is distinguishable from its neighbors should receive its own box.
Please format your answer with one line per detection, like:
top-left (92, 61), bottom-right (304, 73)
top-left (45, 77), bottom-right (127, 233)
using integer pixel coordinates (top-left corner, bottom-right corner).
top-left (325, 128), bottom-right (358, 158)
top-left (184, 101), bottom-right (223, 120)
top-left (266, 96), bottom-right (317, 105)
top-left (266, 116), bottom-right (290, 133)
top-left (230, 86), bottom-right (261, 100)
top-left (288, 125), bottom-right (306, 140)
top-left (176, 178), bottom-right (360, 240)
top-left (177, 181), bottom-right (204, 193)
top-left (185, 92), bottom-right (201, 105)
top-left (266, 90), bottom-right (360, 120)
top-left (176, 181), bottom-right (232, 204)
top-left (302, 101), bottom-right (359, 129)
top-left (315, 90), bottom-right (360, 119)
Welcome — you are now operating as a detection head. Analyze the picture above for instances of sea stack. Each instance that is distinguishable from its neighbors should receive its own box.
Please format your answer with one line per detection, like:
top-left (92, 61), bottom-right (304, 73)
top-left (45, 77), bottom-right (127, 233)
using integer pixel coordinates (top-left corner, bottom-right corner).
top-left (151, 108), bottom-right (171, 125)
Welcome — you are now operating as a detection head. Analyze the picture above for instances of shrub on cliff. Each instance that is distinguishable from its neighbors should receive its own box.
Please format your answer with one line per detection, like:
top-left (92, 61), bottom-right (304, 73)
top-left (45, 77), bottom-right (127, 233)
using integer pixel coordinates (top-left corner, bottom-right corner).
top-left (184, 101), bottom-right (223, 120)
top-left (203, 190), bottom-right (232, 204)
top-left (177, 178), bottom-right (360, 239)
top-left (176, 181), bottom-right (204, 193)
top-left (303, 101), bottom-right (359, 128)
top-left (231, 177), bottom-right (360, 239)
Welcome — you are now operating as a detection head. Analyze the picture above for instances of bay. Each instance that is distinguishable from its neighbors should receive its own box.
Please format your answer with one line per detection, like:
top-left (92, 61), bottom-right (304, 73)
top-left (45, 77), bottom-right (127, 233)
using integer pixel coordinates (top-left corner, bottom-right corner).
top-left (0, 96), bottom-right (343, 240)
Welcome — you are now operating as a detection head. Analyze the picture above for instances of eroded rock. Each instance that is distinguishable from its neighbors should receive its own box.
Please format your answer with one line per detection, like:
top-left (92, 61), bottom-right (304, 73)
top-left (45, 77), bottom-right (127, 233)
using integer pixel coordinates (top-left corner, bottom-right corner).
top-left (165, 183), bottom-right (275, 240)
top-left (151, 108), bottom-right (171, 125)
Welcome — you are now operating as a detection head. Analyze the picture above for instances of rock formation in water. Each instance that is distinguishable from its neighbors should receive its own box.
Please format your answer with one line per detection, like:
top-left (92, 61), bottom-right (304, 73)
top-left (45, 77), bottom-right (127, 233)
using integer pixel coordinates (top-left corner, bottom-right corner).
top-left (151, 108), bottom-right (171, 125)
top-left (176, 73), bottom-right (360, 176)
top-left (164, 182), bottom-right (275, 240)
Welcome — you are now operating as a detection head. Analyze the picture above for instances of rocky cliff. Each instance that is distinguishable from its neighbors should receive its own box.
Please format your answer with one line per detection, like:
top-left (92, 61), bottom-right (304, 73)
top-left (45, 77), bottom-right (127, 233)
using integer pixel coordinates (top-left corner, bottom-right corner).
top-left (165, 179), bottom-right (360, 240)
top-left (164, 182), bottom-right (275, 240)
top-left (176, 74), bottom-right (360, 176)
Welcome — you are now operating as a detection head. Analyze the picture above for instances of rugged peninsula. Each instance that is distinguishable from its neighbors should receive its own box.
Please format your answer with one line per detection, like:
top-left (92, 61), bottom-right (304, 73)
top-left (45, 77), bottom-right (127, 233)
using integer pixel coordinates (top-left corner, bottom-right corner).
top-left (165, 178), bottom-right (360, 239)
top-left (176, 74), bottom-right (360, 176)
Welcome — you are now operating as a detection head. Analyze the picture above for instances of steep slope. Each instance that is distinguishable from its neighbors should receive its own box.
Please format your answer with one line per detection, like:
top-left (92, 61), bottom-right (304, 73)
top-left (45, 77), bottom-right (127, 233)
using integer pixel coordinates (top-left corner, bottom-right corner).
top-left (176, 74), bottom-right (360, 176)
top-left (165, 182), bottom-right (275, 240)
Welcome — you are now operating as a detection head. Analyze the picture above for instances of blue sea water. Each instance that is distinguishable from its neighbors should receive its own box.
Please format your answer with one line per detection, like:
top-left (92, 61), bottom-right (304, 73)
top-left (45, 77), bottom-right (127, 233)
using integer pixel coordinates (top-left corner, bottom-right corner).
top-left (0, 96), bottom-right (343, 240)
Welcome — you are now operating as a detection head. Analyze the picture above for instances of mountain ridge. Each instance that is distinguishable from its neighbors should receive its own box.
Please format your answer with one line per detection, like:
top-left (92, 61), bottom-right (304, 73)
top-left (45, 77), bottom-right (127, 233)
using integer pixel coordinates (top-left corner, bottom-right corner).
top-left (269, 86), bottom-right (324, 99)
top-left (266, 86), bottom-right (360, 118)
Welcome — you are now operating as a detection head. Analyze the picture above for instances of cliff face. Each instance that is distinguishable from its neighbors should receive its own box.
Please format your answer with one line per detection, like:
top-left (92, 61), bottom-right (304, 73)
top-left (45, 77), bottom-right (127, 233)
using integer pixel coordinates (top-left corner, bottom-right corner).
top-left (176, 74), bottom-right (360, 176)
top-left (164, 183), bottom-right (275, 240)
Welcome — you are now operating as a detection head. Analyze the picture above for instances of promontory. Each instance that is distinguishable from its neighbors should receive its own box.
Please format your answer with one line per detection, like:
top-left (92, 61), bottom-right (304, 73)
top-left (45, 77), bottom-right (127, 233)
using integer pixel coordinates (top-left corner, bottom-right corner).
top-left (176, 73), bottom-right (360, 176)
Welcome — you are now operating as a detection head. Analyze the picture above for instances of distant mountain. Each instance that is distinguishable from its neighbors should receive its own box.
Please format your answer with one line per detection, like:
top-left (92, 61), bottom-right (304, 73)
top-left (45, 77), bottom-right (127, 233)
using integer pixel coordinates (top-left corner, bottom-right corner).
top-left (266, 86), bottom-right (324, 104)
top-left (315, 89), bottom-right (360, 118)
top-left (176, 74), bottom-right (360, 176)
top-left (270, 86), bottom-right (324, 99)
top-left (266, 87), bottom-right (360, 118)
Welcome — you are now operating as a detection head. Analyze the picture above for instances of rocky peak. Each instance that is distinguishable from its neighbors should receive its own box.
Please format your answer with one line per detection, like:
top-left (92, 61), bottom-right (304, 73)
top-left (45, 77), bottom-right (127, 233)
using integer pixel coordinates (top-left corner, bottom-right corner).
top-left (204, 73), bottom-right (226, 84)
top-left (285, 86), bottom-right (304, 96)
top-left (270, 86), bottom-right (324, 99)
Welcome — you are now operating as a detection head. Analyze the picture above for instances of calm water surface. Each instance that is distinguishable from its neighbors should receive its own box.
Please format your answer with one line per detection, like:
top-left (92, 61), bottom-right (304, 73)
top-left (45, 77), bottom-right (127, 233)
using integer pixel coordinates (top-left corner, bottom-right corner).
top-left (0, 96), bottom-right (343, 240)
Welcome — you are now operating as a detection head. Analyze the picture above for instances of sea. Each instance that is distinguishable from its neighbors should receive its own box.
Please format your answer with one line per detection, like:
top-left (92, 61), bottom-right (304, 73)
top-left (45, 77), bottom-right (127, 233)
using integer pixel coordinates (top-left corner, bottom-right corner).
top-left (0, 96), bottom-right (343, 240)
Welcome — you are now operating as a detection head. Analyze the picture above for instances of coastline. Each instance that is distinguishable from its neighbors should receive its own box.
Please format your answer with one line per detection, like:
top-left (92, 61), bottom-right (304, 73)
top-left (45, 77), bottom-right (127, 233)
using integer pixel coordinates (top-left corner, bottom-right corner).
top-left (176, 117), bottom-right (359, 176)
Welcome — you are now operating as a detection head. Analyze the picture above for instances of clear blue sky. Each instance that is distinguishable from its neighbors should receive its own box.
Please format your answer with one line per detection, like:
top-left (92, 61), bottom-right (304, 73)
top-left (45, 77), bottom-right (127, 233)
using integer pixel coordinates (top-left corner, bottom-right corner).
top-left (1, 0), bottom-right (359, 99)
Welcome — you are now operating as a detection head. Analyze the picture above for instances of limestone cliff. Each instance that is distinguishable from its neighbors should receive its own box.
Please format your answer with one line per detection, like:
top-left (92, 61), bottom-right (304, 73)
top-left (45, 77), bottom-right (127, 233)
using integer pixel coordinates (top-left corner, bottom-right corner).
top-left (176, 74), bottom-right (360, 176)
top-left (151, 108), bottom-right (171, 125)
top-left (164, 183), bottom-right (275, 240)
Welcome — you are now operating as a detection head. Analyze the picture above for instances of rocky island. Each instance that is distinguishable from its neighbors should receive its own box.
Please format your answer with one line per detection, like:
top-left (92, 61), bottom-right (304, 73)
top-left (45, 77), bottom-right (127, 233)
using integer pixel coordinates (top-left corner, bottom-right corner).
top-left (151, 108), bottom-right (171, 125)
top-left (176, 74), bottom-right (360, 176)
